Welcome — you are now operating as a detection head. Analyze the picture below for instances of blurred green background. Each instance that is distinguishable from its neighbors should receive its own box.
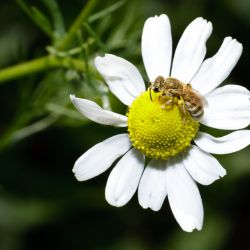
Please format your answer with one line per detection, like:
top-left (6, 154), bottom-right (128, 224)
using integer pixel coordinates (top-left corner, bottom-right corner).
top-left (0, 0), bottom-right (250, 249)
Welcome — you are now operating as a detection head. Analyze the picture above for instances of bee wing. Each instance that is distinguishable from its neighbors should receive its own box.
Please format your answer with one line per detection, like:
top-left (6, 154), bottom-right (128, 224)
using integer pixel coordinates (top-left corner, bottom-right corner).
top-left (190, 88), bottom-right (208, 108)
top-left (201, 95), bottom-right (208, 108)
top-left (196, 90), bottom-right (208, 108)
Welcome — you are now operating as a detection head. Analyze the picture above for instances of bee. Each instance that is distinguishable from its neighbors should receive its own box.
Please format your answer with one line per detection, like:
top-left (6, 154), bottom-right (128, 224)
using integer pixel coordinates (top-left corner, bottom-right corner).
top-left (149, 76), bottom-right (205, 121)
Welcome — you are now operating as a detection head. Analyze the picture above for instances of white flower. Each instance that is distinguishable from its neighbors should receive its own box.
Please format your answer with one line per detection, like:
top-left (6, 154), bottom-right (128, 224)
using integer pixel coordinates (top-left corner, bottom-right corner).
top-left (70, 15), bottom-right (250, 232)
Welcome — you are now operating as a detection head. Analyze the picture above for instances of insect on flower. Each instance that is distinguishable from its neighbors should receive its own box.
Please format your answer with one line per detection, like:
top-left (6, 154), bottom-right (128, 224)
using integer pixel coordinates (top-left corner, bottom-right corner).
top-left (149, 76), bottom-right (206, 121)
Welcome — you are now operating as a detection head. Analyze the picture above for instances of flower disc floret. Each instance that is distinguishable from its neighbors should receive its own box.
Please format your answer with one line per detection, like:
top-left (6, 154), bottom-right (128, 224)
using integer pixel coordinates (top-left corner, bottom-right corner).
top-left (127, 90), bottom-right (199, 160)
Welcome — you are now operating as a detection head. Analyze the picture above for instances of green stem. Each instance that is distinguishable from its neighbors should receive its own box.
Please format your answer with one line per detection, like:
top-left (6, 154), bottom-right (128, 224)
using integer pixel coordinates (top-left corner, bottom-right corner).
top-left (55, 0), bottom-right (98, 50)
top-left (0, 55), bottom-right (85, 84)
top-left (0, 0), bottom-right (98, 84)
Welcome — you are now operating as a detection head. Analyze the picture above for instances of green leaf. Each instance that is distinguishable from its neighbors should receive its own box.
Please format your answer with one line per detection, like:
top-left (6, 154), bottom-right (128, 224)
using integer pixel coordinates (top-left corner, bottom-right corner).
top-left (83, 22), bottom-right (108, 52)
top-left (42, 0), bottom-right (66, 41)
top-left (88, 0), bottom-right (127, 23)
top-left (30, 6), bottom-right (53, 35)
top-left (16, 0), bottom-right (53, 37)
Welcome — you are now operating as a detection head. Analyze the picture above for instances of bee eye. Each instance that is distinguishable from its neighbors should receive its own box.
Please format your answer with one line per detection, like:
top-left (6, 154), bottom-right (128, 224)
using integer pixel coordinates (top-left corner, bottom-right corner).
top-left (153, 87), bottom-right (159, 93)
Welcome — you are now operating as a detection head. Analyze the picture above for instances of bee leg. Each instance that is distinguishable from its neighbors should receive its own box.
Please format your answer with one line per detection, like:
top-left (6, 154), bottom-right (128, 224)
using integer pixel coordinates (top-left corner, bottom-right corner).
top-left (158, 92), bottom-right (167, 102)
top-left (177, 97), bottom-right (187, 123)
top-left (161, 95), bottom-right (174, 109)
top-left (158, 95), bottom-right (161, 102)
top-left (165, 98), bottom-right (173, 105)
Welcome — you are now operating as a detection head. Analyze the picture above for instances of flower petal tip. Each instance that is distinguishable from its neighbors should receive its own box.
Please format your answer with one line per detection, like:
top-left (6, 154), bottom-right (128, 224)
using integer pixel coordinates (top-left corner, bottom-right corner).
top-left (73, 173), bottom-right (82, 181)
top-left (69, 94), bottom-right (76, 102)
top-left (95, 54), bottom-right (112, 64)
top-left (195, 17), bottom-right (204, 21)
top-left (220, 169), bottom-right (227, 178)
top-left (140, 204), bottom-right (160, 212)
top-left (72, 169), bottom-right (84, 182)
top-left (94, 55), bottom-right (104, 66)
top-left (181, 217), bottom-right (203, 233)
top-left (193, 16), bottom-right (206, 23)
top-left (158, 14), bottom-right (169, 20)
top-left (72, 163), bottom-right (83, 181)
top-left (151, 206), bottom-right (161, 212)
top-left (146, 14), bottom-right (170, 24)
top-left (105, 195), bottom-right (126, 207)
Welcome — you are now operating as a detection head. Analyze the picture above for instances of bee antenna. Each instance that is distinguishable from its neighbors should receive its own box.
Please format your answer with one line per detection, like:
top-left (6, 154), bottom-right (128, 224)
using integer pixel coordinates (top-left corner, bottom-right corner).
top-left (149, 88), bottom-right (152, 101)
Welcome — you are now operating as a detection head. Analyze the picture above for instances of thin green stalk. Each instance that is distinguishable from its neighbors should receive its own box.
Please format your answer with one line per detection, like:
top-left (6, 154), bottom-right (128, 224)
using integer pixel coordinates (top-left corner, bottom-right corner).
top-left (83, 22), bottom-right (107, 52)
top-left (0, 0), bottom-right (98, 84)
top-left (0, 114), bottom-right (58, 150)
top-left (16, 0), bottom-right (53, 38)
top-left (0, 56), bottom-right (85, 84)
top-left (42, 0), bottom-right (66, 40)
top-left (88, 0), bottom-right (126, 23)
top-left (56, 0), bottom-right (99, 50)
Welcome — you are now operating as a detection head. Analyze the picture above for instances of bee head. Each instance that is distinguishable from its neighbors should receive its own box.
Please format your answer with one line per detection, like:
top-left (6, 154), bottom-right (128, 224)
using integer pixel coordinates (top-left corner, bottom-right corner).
top-left (150, 76), bottom-right (165, 91)
top-left (148, 84), bottom-right (160, 100)
top-left (152, 86), bottom-right (160, 93)
top-left (148, 76), bottom-right (166, 100)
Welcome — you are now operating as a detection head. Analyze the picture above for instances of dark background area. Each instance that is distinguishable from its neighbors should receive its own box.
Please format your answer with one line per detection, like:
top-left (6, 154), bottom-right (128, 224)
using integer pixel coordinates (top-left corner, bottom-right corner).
top-left (0, 0), bottom-right (249, 249)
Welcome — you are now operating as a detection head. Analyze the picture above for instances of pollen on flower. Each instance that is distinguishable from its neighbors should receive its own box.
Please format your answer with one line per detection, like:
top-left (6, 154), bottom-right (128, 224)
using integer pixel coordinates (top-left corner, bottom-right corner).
top-left (127, 90), bottom-right (199, 160)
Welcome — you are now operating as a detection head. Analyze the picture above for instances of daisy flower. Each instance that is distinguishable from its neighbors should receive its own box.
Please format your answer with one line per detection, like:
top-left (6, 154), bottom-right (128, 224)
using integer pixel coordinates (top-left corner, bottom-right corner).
top-left (70, 15), bottom-right (250, 232)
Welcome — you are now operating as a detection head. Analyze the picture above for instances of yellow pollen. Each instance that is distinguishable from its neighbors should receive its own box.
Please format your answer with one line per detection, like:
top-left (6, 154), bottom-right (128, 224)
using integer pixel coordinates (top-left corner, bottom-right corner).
top-left (127, 90), bottom-right (199, 160)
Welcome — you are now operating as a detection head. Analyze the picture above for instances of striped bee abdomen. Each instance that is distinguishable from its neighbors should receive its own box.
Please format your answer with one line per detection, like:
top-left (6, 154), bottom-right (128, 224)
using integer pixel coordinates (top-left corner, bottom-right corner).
top-left (185, 100), bottom-right (204, 121)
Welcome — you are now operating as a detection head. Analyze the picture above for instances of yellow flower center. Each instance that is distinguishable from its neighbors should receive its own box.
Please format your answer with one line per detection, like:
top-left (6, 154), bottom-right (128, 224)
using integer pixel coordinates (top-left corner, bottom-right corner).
top-left (127, 90), bottom-right (199, 160)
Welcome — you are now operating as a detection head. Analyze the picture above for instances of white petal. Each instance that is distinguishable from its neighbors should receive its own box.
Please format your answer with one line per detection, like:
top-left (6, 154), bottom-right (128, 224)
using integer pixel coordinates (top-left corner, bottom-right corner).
top-left (166, 157), bottom-right (204, 232)
top-left (171, 17), bottom-right (212, 83)
top-left (194, 130), bottom-right (250, 154)
top-left (191, 37), bottom-right (243, 95)
top-left (94, 54), bottom-right (145, 106)
top-left (183, 145), bottom-right (226, 185)
top-left (73, 134), bottom-right (131, 181)
top-left (201, 85), bottom-right (250, 130)
top-left (105, 148), bottom-right (144, 207)
top-left (141, 14), bottom-right (172, 81)
top-left (138, 159), bottom-right (168, 211)
top-left (70, 95), bottom-right (128, 127)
